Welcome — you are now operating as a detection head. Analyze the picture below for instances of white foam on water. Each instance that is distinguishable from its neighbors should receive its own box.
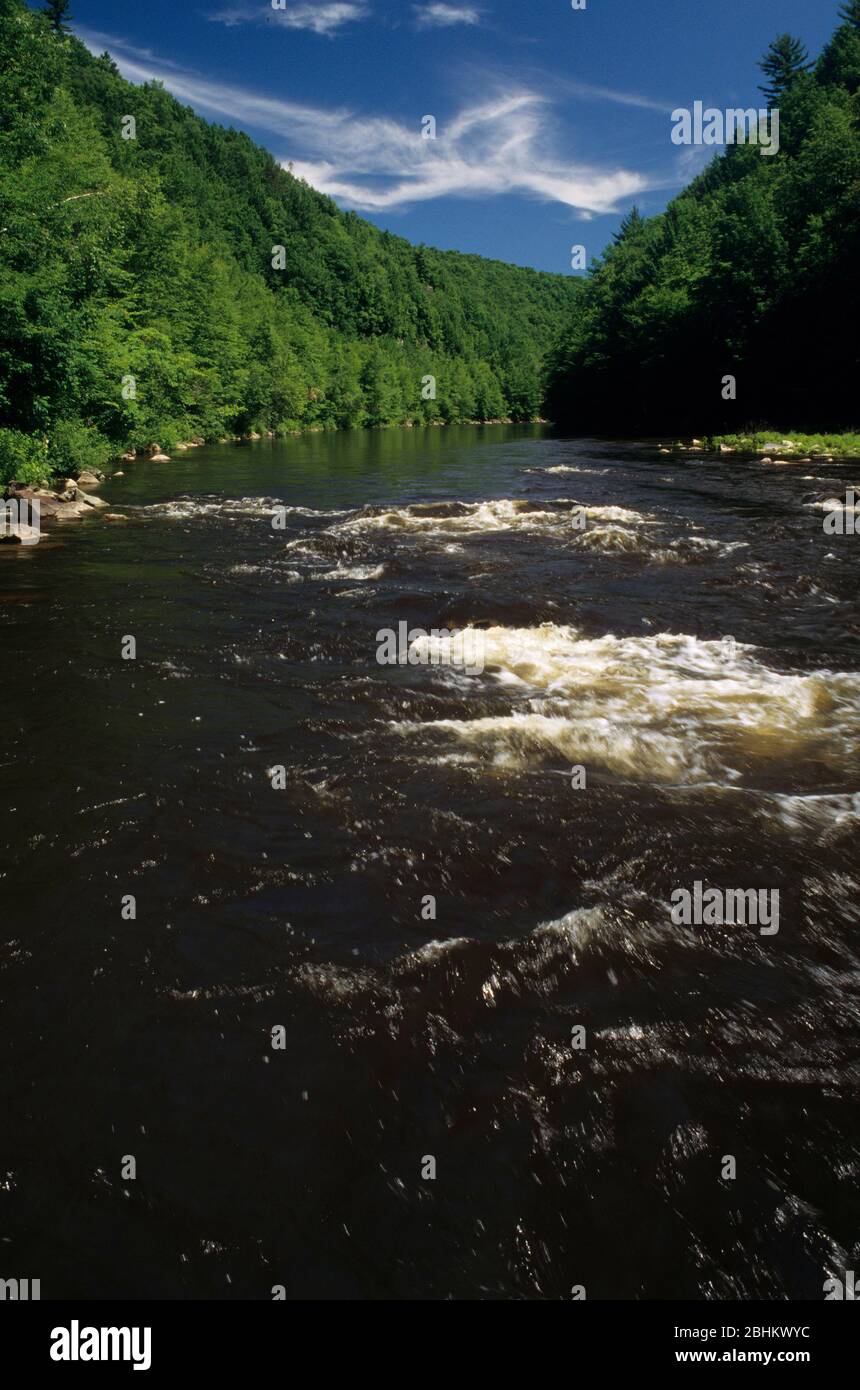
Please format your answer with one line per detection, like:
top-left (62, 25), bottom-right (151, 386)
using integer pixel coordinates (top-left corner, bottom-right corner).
top-left (578, 524), bottom-right (651, 554)
top-left (531, 905), bottom-right (605, 948)
top-left (137, 497), bottom-right (349, 520)
top-left (577, 505), bottom-right (651, 524)
top-left (573, 527), bottom-right (745, 562)
top-left (324, 496), bottom-right (756, 569)
top-left (316, 563), bottom-right (387, 581)
top-left (334, 497), bottom-right (653, 538)
top-left (535, 464), bottom-right (609, 476)
top-left (769, 792), bottom-right (860, 831)
top-left (391, 624), bottom-right (860, 784)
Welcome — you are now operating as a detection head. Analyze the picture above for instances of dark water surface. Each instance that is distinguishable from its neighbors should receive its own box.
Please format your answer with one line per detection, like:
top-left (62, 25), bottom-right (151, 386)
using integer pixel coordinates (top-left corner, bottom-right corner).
top-left (2, 425), bottom-right (859, 1299)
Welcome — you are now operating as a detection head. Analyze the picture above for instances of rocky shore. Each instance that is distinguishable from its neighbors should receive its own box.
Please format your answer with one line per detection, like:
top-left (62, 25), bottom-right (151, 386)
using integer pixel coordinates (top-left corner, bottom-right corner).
top-left (0, 439), bottom-right (192, 541)
top-left (0, 472), bottom-right (123, 543)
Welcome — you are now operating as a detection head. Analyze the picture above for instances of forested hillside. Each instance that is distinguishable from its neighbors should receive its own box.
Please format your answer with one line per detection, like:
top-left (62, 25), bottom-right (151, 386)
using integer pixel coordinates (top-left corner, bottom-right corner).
top-left (545, 6), bottom-right (860, 435)
top-left (0, 0), bottom-right (579, 482)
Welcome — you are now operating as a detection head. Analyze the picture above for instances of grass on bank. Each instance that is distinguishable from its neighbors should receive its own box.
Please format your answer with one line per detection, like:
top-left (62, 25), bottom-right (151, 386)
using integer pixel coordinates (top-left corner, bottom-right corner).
top-left (707, 431), bottom-right (860, 458)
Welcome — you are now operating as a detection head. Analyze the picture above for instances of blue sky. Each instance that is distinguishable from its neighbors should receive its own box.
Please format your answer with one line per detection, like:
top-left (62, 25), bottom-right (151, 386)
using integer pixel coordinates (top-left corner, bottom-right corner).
top-left (55, 0), bottom-right (845, 273)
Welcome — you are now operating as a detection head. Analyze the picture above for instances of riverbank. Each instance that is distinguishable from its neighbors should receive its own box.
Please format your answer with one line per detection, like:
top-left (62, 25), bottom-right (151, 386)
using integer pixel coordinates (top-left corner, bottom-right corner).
top-left (705, 431), bottom-right (860, 459)
top-left (5, 422), bottom-right (858, 547)
top-left (0, 476), bottom-right (124, 545)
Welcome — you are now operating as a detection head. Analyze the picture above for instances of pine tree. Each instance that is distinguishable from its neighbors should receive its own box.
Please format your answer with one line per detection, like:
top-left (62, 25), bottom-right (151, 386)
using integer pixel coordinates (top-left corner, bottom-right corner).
top-left (818, 11), bottom-right (860, 91)
top-left (838, 1), bottom-right (860, 31)
top-left (759, 34), bottom-right (812, 106)
top-left (43, 0), bottom-right (72, 34)
top-left (614, 207), bottom-right (645, 243)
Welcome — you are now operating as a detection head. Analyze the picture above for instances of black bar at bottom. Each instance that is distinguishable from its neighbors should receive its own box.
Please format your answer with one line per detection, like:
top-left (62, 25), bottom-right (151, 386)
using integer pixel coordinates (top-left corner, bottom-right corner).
top-left (0, 1299), bottom-right (852, 1376)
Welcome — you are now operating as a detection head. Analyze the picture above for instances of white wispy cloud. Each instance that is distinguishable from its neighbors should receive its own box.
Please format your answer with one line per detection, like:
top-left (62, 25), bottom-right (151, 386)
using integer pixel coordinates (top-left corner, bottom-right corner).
top-left (562, 80), bottom-right (674, 114)
top-left (78, 31), bottom-right (654, 217)
top-left (413, 3), bottom-right (482, 28)
top-left (288, 91), bottom-right (649, 213)
top-left (78, 30), bottom-right (195, 72)
top-left (211, 3), bottom-right (369, 36)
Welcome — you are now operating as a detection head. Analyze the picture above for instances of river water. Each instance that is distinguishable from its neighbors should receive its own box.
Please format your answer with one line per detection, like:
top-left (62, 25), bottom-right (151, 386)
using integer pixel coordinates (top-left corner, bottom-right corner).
top-left (1, 425), bottom-right (859, 1299)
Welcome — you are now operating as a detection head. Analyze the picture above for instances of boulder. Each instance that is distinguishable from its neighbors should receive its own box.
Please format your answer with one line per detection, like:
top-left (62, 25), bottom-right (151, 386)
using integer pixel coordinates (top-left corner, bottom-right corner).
top-left (121, 451), bottom-right (136, 461)
top-left (112, 471), bottom-right (125, 477)
top-left (0, 525), bottom-right (40, 544)
top-left (77, 470), bottom-right (102, 486)
top-left (150, 453), bottom-right (171, 462)
top-left (45, 498), bottom-right (72, 516)
top-left (103, 513), bottom-right (128, 522)
top-left (3, 482), bottom-right (116, 522)
top-left (4, 484), bottom-right (55, 509)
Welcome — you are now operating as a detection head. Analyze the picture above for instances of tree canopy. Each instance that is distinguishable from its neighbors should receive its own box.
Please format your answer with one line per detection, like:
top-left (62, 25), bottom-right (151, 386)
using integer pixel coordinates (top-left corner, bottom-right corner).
top-left (0, 0), bottom-right (579, 480)
top-left (545, 12), bottom-right (860, 436)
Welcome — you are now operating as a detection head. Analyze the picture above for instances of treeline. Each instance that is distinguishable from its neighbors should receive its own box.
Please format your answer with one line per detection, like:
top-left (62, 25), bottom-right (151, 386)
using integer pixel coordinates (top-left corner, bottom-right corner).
top-left (0, 0), bottom-right (578, 483)
top-left (545, 5), bottom-right (860, 435)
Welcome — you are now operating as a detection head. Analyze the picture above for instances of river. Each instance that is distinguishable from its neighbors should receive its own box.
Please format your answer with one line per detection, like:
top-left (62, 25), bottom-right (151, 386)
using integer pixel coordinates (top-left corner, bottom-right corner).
top-left (1, 424), bottom-right (858, 1299)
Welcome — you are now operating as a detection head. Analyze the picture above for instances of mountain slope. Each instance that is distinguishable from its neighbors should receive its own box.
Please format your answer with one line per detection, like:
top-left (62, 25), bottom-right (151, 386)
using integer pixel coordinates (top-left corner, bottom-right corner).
top-left (545, 10), bottom-right (860, 435)
top-left (0, 0), bottom-right (580, 477)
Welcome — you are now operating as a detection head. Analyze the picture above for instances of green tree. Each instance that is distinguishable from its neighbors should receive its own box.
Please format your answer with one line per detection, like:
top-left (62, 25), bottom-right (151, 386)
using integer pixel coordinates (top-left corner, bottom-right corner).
top-left (0, 428), bottom-right (49, 486)
top-left (48, 419), bottom-right (111, 476)
top-left (360, 351), bottom-right (402, 427)
top-left (43, 0), bottom-right (72, 35)
top-left (759, 34), bottom-right (812, 106)
top-left (614, 206), bottom-right (646, 243)
top-left (818, 5), bottom-right (860, 90)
